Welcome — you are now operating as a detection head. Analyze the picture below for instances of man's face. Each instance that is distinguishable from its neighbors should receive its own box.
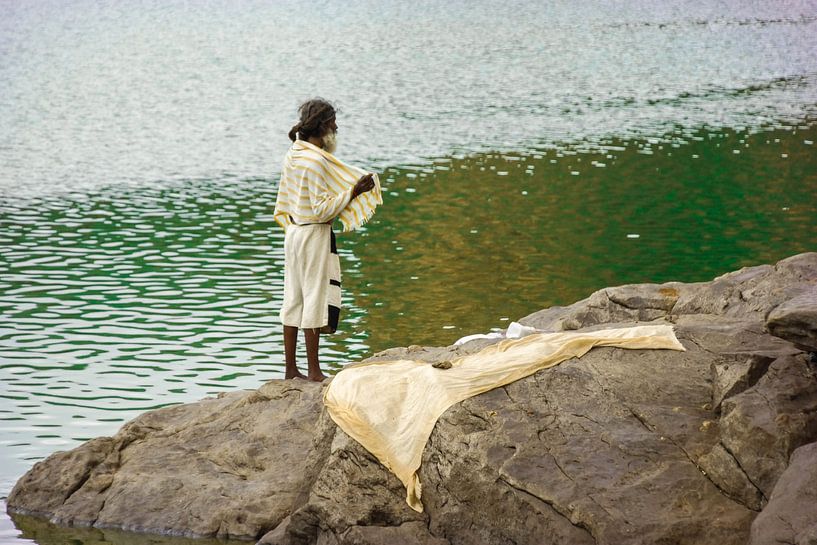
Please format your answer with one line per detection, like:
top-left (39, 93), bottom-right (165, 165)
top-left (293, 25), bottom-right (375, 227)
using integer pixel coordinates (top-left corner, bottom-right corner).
top-left (322, 117), bottom-right (338, 153)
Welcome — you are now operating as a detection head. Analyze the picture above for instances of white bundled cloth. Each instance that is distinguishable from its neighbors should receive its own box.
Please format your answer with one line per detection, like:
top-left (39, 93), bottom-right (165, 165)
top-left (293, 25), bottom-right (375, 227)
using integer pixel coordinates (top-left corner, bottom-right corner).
top-left (453, 321), bottom-right (540, 345)
top-left (324, 325), bottom-right (686, 512)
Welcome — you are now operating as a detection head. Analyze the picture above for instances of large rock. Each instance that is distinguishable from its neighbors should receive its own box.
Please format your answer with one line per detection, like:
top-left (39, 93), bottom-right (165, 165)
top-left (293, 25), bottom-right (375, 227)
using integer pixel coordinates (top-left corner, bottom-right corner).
top-left (8, 381), bottom-right (330, 539)
top-left (7, 252), bottom-right (817, 545)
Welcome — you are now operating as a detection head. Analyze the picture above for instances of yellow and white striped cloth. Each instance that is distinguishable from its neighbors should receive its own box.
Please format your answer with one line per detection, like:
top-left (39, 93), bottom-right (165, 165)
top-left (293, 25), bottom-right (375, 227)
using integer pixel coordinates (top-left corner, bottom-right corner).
top-left (273, 139), bottom-right (383, 232)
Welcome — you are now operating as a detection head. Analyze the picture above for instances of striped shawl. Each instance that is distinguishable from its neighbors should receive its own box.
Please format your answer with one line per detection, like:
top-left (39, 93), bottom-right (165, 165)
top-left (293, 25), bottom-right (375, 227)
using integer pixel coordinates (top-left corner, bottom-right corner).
top-left (273, 139), bottom-right (383, 232)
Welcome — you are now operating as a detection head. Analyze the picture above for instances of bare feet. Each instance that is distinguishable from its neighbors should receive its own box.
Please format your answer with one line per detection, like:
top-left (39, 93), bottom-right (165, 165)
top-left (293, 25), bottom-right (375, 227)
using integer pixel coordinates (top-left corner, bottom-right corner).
top-left (308, 372), bottom-right (327, 382)
top-left (285, 369), bottom-right (307, 380)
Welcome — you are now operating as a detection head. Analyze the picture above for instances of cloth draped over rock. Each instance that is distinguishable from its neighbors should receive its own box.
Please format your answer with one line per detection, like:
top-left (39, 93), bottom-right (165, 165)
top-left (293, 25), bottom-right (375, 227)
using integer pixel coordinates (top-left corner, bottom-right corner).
top-left (323, 324), bottom-right (686, 512)
top-left (273, 139), bottom-right (383, 233)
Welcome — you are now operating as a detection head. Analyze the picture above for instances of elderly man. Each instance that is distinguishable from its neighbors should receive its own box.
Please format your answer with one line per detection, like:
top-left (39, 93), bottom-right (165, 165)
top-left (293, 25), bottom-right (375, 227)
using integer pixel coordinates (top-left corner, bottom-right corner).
top-left (273, 98), bottom-right (381, 381)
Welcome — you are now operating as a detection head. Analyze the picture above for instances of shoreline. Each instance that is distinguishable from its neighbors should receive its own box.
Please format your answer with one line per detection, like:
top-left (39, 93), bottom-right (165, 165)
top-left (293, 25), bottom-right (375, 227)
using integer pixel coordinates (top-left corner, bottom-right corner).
top-left (6, 252), bottom-right (817, 545)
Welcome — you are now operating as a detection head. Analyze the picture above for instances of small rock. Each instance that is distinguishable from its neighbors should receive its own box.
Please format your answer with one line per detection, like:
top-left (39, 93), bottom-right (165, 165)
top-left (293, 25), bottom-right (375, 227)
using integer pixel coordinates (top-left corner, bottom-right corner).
top-left (697, 443), bottom-right (765, 510)
top-left (748, 441), bottom-right (817, 545)
top-left (766, 286), bottom-right (817, 352)
top-left (719, 354), bottom-right (817, 498)
top-left (711, 354), bottom-right (775, 411)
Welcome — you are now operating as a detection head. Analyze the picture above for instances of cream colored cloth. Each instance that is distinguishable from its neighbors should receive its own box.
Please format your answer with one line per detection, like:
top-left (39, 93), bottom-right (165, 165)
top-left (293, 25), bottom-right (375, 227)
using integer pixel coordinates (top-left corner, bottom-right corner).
top-left (324, 324), bottom-right (686, 512)
top-left (273, 139), bottom-right (383, 232)
top-left (280, 223), bottom-right (339, 330)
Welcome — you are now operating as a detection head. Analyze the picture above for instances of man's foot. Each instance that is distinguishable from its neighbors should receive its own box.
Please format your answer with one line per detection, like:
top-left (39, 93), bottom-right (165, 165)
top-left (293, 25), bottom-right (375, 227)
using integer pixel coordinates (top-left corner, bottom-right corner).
top-left (308, 372), bottom-right (327, 382)
top-left (285, 369), bottom-right (307, 380)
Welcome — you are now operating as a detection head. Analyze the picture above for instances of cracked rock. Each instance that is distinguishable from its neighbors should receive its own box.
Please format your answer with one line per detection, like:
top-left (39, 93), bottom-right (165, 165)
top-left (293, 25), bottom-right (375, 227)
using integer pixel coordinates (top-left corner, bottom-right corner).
top-left (9, 382), bottom-right (330, 540)
top-left (710, 354), bottom-right (776, 411)
top-left (748, 441), bottom-right (817, 545)
top-left (718, 353), bottom-right (817, 499)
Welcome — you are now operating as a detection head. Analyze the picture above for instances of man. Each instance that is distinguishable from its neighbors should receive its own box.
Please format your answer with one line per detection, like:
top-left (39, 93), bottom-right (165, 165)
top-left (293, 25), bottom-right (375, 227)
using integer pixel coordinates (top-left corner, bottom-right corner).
top-left (273, 98), bottom-right (381, 381)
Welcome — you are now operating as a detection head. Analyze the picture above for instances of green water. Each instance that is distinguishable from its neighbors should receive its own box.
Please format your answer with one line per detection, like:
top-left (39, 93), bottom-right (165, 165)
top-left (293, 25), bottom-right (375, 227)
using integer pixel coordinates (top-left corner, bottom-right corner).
top-left (350, 122), bottom-right (817, 350)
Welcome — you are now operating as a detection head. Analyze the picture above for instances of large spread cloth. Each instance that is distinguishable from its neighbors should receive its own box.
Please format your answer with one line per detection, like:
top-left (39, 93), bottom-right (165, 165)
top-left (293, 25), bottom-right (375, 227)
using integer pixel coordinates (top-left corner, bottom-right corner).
top-left (323, 324), bottom-right (686, 512)
top-left (273, 139), bottom-right (383, 233)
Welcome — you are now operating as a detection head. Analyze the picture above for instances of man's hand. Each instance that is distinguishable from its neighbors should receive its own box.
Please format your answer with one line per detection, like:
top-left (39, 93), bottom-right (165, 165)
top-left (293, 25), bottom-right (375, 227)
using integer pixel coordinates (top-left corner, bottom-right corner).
top-left (352, 173), bottom-right (375, 198)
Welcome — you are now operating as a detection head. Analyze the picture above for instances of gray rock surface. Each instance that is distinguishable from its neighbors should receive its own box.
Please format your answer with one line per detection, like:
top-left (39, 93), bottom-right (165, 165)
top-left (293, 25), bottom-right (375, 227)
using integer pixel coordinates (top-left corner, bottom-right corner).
top-left (766, 286), bottom-right (817, 352)
top-left (8, 382), bottom-right (329, 539)
top-left (7, 252), bottom-right (817, 545)
top-left (710, 354), bottom-right (775, 411)
top-left (748, 441), bottom-right (817, 545)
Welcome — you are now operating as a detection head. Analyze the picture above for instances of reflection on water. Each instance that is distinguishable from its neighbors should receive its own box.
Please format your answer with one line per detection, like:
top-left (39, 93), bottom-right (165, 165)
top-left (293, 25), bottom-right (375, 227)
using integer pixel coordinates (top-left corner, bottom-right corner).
top-left (5, 509), bottom-right (248, 545)
top-left (350, 122), bottom-right (817, 350)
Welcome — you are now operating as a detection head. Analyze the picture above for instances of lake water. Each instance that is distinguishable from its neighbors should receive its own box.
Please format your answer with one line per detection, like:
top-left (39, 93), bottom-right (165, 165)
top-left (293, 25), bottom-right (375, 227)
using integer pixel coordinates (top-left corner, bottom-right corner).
top-left (1, 1), bottom-right (817, 544)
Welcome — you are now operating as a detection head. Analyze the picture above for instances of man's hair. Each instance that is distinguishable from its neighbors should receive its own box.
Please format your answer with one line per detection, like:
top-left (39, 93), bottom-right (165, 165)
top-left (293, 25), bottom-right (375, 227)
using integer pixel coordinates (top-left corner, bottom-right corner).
top-left (289, 98), bottom-right (336, 142)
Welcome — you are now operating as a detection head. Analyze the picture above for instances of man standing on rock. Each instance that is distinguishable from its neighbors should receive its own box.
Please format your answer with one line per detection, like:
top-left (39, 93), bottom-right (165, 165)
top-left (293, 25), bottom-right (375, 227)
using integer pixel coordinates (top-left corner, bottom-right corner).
top-left (273, 98), bottom-right (382, 381)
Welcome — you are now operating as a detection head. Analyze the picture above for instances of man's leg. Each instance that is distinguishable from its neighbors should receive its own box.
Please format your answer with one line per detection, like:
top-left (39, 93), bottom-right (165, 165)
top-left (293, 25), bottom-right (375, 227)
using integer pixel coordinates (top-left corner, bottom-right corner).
top-left (304, 327), bottom-right (327, 382)
top-left (284, 325), bottom-right (306, 379)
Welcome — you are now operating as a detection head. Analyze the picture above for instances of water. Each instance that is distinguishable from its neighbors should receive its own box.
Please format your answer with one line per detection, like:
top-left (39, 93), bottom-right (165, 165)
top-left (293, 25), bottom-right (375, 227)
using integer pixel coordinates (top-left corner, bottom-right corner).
top-left (2, 1), bottom-right (817, 543)
top-left (3, 0), bottom-right (817, 197)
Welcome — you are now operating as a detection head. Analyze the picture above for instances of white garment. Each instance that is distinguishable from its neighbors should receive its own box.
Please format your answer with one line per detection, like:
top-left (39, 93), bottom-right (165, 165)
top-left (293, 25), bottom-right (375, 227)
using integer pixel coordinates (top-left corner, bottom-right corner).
top-left (280, 223), bottom-right (339, 330)
top-left (454, 321), bottom-right (540, 345)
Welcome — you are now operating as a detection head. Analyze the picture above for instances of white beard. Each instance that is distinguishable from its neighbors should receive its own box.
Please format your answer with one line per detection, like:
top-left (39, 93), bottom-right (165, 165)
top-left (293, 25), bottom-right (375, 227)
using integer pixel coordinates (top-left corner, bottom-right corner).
top-left (322, 130), bottom-right (338, 154)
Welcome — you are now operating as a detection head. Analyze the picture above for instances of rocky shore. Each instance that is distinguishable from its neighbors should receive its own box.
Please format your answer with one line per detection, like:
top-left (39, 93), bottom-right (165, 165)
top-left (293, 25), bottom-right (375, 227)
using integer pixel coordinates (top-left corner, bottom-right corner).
top-left (7, 253), bottom-right (817, 545)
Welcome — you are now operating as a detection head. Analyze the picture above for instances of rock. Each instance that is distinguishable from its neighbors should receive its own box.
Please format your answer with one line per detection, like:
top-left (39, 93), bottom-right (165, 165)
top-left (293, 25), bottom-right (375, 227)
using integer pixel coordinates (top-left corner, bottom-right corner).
top-left (8, 381), bottom-right (331, 539)
top-left (418, 346), bottom-right (754, 545)
top-left (519, 252), bottom-right (817, 333)
top-left (4, 436), bottom-right (116, 520)
top-left (8, 512), bottom-right (240, 545)
top-left (748, 441), bottom-right (817, 545)
top-left (7, 252), bottom-right (817, 545)
top-left (718, 353), bottom-right (817, 499)
top-left (766, 286), bottom-right (817, 352)
top-left (673, 252), bottom-right (817, 320)
top-left (520, 283), bottom-right (686, 332)
top-left (260, 429), bottom-right (444, 545)
top-left (697, 444), bottom-right (765, 510)
top-left (710, 354), bottom-right (775, 411)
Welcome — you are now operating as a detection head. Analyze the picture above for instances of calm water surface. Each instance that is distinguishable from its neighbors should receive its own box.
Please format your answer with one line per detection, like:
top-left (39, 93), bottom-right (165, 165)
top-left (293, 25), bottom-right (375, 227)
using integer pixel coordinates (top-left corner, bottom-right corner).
top-left (2, 1), bottom-right (817, 544)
